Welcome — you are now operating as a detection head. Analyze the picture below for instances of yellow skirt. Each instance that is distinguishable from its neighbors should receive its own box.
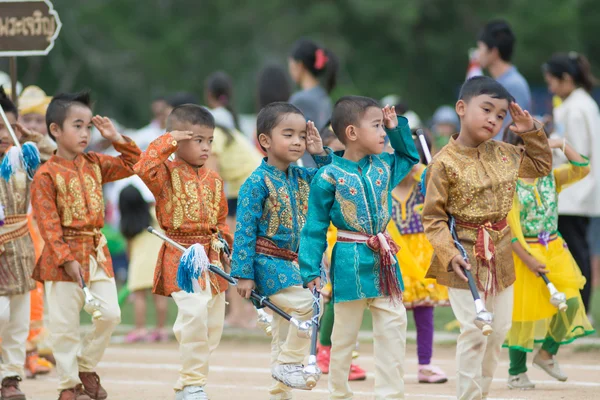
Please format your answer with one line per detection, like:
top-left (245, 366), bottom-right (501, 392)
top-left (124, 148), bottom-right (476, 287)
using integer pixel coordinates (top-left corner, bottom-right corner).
top-left (393, 231), bottom-right (449, 309)
top-left (506, 236), bottom-right (595, 351)
top-left (127, 227), bottom-right (163, 292)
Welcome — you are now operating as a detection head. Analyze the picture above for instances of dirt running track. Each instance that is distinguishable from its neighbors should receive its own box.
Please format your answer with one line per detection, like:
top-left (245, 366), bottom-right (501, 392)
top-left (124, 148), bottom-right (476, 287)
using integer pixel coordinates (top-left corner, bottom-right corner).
top-left (23, 341), bottom-right (600, 400)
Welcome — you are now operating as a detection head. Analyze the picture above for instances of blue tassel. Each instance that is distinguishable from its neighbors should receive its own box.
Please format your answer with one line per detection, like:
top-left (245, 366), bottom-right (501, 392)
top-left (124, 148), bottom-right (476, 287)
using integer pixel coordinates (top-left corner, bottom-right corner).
top-left (0, 147), bottom-right (21, 182)
top-left (177, 244), bottom-right (210, 293)
top-left (21, 142), bottom-right (41, 179)
top-left (419, 166), bottom-right (428, 196)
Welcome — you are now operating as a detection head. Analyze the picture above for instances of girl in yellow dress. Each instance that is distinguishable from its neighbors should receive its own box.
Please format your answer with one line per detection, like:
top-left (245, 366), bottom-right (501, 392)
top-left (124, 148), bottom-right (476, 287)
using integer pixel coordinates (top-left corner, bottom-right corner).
top-left (386, 133), bottom-right (450, 383)
top-left (504, 129), bottom-right (595, 390)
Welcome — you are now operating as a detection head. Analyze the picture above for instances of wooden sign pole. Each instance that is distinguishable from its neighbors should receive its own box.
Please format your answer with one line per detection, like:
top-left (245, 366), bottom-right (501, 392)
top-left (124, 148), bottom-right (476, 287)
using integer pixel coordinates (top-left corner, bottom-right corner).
top-left (9, 57), bottom-right (17, 107)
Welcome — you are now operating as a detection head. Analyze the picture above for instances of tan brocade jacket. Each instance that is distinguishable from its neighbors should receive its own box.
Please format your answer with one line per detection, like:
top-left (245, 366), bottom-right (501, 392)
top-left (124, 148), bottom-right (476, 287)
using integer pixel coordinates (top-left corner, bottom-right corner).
top-left (423, 126), bottom-right (552, 291)
top-left (0, 134), bottom-right (55, 296)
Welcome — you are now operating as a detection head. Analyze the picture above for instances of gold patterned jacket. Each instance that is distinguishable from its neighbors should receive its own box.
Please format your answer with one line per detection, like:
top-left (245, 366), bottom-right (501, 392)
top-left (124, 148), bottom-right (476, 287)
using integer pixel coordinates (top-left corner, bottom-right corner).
top-left (423, 127), bottom-right (552, 292)
top-left (0, 134), bottom-right (55, 295)
top-left (134, 133), bottom-right (232, 296)
top-left (31, 137), bottom-right (141, 283)
top-left (230, 153), bottom-right (332, 298)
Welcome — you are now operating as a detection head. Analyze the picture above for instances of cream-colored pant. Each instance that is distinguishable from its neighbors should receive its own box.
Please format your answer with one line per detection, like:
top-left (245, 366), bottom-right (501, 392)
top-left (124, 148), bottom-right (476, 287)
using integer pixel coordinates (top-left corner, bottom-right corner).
top-left (330, 297), bottom-right (407, 400)
top-left (45, 256), bottom-right (121, 391)
top-left (448, 285), bottom-right (514, 400)
top-left (0, 293), bottom-right (30, 380)
top-left (268, 286), bottom-right (315, 397)
top-left (171, 284), bottom-right (225, 391)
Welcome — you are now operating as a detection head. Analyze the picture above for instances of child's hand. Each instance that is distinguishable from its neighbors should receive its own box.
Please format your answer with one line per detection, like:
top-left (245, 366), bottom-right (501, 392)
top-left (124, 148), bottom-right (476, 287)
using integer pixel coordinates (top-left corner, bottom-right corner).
top-left (450, 254), bottom-right (471, 282)
top-left (508, 102), bottom-right (535, 134)
top-left (92, 116), bottom-right (124, 143)
top-left (382, 105), bottom-right (398, 129)
top-left (306, 277), bottom-right (321, 293)
top-left (222, 254), bottom-right (231, 273)
top-left (63, 260), bottom-right (84, 288)
top-left (170, 130), bottom-right (194, 142)
top-left (236, 278), bottom-right (255, 299)
top-left (14, 122), bottom-right (43, 143)
top-left (525, 259), bottom-right (549, 277)
top-left (306, 121), bottom-right (326, 155)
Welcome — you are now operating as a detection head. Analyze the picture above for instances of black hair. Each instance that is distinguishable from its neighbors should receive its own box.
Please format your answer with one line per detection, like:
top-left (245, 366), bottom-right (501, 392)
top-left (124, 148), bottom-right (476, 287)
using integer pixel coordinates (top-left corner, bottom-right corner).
top-left (543, 52), bottom-right (597, 93)
top-left (459, 76), bottom-right (515, 103)
top-left (46, 91), bottom-right (92, 141)
top-left (256, 64), bottom-right (292, 111)
top-left (205, 71), bottom-right (240, 131)
top-left (166, 92), bottom-right (199, 108)
top-left (119, 185), bottom-right (151, 240)
top-left (166, 104), bottom-right (215, 131)
top-left (478, 19), bottom-right (516, 62)
top-left (0, 86), bottom-right (18, 118)
top-left (290, 38), bottom-right (339, 94)
top-left (411, 129), bottom-right (431, 165)
top-left (256, 102), bottom-right (304, 151)
top-left (331, 95), bottom-right (380, 144)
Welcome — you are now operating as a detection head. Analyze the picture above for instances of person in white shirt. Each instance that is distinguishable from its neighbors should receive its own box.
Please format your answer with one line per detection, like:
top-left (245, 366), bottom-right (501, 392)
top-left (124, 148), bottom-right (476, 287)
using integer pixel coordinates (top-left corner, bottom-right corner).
top-left (543, 52), bottom-right (600, 313)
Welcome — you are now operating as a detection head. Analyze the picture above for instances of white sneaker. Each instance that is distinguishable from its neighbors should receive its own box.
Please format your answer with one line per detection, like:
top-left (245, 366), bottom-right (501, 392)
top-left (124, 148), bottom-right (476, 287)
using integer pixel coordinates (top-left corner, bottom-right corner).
top-left (533, 352), bottom-right (568, 381)
top-left (175, 386), bottom-right (209, 400)
top-left (507, 373), bottom-right (535, 390)
top-left (272, 364), bottom-right (310, 390)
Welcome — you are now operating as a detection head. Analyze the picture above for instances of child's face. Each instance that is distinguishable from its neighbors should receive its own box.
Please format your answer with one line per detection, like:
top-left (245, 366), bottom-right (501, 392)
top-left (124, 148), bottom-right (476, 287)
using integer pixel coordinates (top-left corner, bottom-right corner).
top-left (0, 111), bottom-right (17, 155)
top-left (174, 122), bottom-right (214, 167)
top-left (260, 112), bottom-right (307, 164)
top-left (352, 107), bottom-right (387, 155)
top-left (51, 104), bottom-right (93, 156)
top-left (20, 112), bottom-right (47, 135)
top-left (456, 95), bottom-right (508, 144)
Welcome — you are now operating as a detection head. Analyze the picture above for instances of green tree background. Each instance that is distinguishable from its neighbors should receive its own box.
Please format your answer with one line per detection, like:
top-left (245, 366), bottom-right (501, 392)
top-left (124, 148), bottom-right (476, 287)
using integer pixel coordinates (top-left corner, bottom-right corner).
top-left (3, 0), bottom-right (600, 128)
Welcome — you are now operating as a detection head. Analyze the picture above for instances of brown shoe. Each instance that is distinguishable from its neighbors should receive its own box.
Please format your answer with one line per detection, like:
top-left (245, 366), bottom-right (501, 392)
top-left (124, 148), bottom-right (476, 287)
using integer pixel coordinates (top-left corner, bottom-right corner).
top-left (58, 385), bottom-right (92, 400)
top-left (1, 376), bottom-right (26, 400)
top-left (78, 372), bottom-right (107, 400)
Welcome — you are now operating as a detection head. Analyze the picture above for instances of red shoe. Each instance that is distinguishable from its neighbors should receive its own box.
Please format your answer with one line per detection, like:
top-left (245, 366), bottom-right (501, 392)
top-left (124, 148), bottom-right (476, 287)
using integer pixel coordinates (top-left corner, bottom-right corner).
top-left (348, 363), bottom-right (367, 381)
top-left (316, 344), bottom-right (331, 374)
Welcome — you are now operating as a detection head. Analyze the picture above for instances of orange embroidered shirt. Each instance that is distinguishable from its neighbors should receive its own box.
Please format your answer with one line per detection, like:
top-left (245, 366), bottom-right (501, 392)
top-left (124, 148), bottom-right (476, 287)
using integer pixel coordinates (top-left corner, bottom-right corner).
top-left (134, 133), bottom-right (232, 297)
top-left (31, 138), bottom-right (141, 283)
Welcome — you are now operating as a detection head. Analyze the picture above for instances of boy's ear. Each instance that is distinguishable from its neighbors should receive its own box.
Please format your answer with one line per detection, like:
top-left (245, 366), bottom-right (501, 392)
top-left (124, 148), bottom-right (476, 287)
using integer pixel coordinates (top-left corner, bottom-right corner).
top-left (455, 100), bottom-right (466, 118)
top-left (258, 132), bottom-right (271, 150)
top-left (49, 122), bottom-right (60, 138)
top-left (345, 125), bottom-right (358, 143)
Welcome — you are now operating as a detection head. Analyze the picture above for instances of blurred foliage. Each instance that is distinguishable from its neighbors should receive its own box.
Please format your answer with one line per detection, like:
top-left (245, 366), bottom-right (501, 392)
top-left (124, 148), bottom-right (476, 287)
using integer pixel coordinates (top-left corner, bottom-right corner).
top-left (2, 0), bottom-right (599, 127)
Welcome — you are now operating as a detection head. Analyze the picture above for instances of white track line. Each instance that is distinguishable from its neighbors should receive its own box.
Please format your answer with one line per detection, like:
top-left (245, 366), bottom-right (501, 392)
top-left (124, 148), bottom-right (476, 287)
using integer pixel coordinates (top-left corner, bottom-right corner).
top-left (97, 361), bottom-right (600, 388)
top-left (103, 347), bottom-right (600, 371)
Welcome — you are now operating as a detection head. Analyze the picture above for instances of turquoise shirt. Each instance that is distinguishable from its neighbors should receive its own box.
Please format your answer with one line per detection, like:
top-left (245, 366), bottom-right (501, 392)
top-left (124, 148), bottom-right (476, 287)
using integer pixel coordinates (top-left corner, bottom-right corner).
top-left (299, 119), bottom-right (419, 303)
top-left (231, 151), bottom-right (332, 297)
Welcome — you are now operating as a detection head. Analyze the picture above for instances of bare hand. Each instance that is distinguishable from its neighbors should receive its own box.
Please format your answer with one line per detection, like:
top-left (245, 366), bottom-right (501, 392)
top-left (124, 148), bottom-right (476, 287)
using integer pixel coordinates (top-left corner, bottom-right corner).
top-left (382, 105), bottom-right (398, 129)
top-left (236, 278), bottom-right (255, 299)
top-left (306, 121), bottom-right (325, 155)
top-left (63, 260), bottom-right (84, 288)
top-left (170, 130), bottom-right (194, 142)
top-left (450, 254), bottom-right (471, 282)
top-left (306, 277), bottom-right (321, 293)
top-left (92, 116), bottom-right (124, 143)
top-left (222, 254), bottom-right (231, 273)
top-left (547, 138), bottom-right (564, 150)
top-left (14, 122), bottom-right (43, 143)
top-left (508, 102), bottom-right (535, 133)
top-left (526, 259), bottom-right (549, 277)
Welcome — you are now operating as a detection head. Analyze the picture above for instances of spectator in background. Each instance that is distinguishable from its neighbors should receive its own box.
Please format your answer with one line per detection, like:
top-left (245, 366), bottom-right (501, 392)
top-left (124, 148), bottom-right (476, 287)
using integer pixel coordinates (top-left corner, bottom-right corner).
top-left (204, 72), bottom-right (262, 329)
top-left (430, 105), bottom-right (460, 152)
top-left (543, 52), bottom-right (600, 314)
top-left (288, 38), bottom-right (338, 167)
top-left (477, 19), bottom-right (532, 140)
top-left (255, 64), bottom-right (292, 155)
top-left (127, 96), bottom-right (168, 151)
top-left (18, 85), bottom-right (51, 136)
